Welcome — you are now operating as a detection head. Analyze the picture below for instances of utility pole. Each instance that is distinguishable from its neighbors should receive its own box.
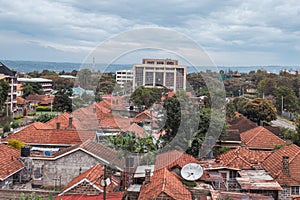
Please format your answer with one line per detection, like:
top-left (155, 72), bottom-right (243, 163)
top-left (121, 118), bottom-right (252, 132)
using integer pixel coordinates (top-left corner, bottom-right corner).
top-left (103, 165), bottom-right (107, 200)
top-left (282, 96), bottom-right (284, 114)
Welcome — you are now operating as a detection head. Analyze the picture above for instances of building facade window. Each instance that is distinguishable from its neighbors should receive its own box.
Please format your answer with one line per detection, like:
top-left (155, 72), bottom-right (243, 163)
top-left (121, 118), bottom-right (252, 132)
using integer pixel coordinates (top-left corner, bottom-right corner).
top-left (291, 186), bottom-right (300, 195)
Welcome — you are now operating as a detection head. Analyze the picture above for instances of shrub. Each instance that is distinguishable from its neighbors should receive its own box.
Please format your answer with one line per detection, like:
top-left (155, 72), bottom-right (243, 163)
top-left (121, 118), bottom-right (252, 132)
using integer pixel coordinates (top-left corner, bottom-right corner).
top-left (36, 113), bottom-right (56, 123)
top-left (11, 120), bottom-right (19, 128)
top-left (3, 123), bottom-right (10, 133)
top-left (219, 146), bottom-right (231, 154)
top-left (182, 180), bottom-right (197, 187)
top-left (28, 112), bottom-right (36, 116)
top-left (13, 114), bottom-right (24, 120)
top-left (8, 139), bottom-right (26, 150)
top-left (36, 106), bottom-right (51, 112)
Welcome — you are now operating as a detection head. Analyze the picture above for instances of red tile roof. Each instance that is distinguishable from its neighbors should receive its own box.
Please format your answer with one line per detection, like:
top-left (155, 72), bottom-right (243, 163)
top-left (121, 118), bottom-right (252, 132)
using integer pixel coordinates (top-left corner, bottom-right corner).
top-left (16, 96), bottom-right (26, 105)
top-left (240, 126), bottom-right (286, 150)
top-left (45, 113), bottom-right (78, 129)
top-left (227, 115), bottom-right (257, 134)
top-left (138, 168), bottom-right (192, 200)
top-left (262, 144), bottom-right (300, 186)
top-left (155, 150), bottom-right (199, 170)
top-left (2, 127), bottom-right (94, 146)
top-left (125, 123), bottom-right (145, 138)
top-left (0, 144), bottom-right (24, 180)
top-left (56, 192), bottom-right (124, 200)
top-left (60, 164), bottom-right (120, 195)
top-left (218, 147), bottom-right (271, 170)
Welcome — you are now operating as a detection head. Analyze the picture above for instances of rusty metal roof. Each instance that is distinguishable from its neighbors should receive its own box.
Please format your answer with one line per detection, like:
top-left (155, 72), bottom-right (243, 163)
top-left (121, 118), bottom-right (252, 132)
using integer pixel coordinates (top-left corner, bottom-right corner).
top-left (236, 170), bottom-right (282, 191)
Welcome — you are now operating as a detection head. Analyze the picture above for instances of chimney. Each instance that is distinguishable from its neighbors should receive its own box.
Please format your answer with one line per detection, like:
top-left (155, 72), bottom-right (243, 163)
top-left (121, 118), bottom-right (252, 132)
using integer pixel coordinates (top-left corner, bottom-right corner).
top-left (69, 114), bottom-right (73, 128)
top-left (145, 169), bottom-right (151, 185)
top-left (56, 122), bottom-right (61, 129)
top-left (282, 156), bottom-right (289, 175)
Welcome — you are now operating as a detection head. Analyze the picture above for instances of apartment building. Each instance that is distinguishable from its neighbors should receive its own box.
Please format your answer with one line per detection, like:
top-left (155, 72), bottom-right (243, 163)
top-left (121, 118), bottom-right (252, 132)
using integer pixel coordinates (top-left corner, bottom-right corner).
top-left (133, 59), bottom-right (186, 92)
top-left (116, 70), bottom-right (133, 88)
top-left (0, 62), bottom-right (18, 114)
top-left (18, 78), bottom-right (53, 94)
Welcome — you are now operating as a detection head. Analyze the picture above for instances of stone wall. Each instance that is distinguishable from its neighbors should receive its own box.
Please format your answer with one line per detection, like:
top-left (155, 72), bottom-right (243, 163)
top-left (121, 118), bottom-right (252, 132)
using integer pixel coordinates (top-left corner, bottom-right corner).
top-left (32, 150), bottom-right (100, 188)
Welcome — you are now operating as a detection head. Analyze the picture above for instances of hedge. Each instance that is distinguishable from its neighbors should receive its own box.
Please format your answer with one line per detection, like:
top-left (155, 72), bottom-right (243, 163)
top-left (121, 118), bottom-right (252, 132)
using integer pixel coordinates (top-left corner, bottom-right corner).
top-left (36, 106), bottom-right (51, 112)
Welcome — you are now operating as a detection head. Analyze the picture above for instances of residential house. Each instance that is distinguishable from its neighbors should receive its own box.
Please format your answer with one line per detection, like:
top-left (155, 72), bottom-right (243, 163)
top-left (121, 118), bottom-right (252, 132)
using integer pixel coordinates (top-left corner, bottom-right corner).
top-left (263, 144), bottom-right (300, 200)
top-left (138, 168), bottom-right (192, 200)
top-left (58, 164), bottom-right (120, 196)
top-left (0, 144), bottom-right (24, 189)
top-left (1, 121), bottom-right (95, 149)
top-left (240, 126), bottom-right (286, 150)
top-left (26, 94), bottom-right (54, 107)
top-left (30, 139), bottom-right (125, 188)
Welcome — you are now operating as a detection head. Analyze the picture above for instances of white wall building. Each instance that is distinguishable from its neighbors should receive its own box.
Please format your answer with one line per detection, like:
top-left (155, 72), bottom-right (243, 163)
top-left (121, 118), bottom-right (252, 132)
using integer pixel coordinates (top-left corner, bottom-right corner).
top-left (116, 70), bottom-right (133, 88)
top-left (133, 59), bottom-right (186, 92)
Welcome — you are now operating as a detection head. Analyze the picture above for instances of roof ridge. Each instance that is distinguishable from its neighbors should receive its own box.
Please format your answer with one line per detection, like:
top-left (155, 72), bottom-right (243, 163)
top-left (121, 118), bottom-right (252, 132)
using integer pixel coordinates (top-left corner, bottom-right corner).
top-left (162, 168), bottom-right (167, 192)
top-left (245, 126), bottom-right (264, 144)
top-left (286, 145), bottom-right (300, 163)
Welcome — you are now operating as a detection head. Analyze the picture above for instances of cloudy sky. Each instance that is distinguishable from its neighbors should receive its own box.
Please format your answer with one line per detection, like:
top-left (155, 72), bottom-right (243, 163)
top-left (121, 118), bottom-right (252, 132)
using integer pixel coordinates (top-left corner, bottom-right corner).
top-left (0, 0), bottom-right (300, 66)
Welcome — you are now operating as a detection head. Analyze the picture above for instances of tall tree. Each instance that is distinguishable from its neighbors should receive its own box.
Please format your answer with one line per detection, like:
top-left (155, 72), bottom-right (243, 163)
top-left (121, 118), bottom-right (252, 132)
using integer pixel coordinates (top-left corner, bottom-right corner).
top-left (257, 77), bottom-right (277, 96)
top-left (245, 98), bottom-right (277, 123)
top-left (274, 86), bottom-right (299, 113)
top-left (53, 88), bottom-right (72, 112)
top-left (22, 82), bottom-right (43, 98)
top-left (130, 86), bottom-right (162, 109)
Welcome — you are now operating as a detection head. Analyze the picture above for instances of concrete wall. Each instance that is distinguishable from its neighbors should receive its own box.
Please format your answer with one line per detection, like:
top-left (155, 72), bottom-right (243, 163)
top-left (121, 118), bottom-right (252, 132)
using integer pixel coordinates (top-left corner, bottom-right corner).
top-left (32, 150), bottom-right (100, 188)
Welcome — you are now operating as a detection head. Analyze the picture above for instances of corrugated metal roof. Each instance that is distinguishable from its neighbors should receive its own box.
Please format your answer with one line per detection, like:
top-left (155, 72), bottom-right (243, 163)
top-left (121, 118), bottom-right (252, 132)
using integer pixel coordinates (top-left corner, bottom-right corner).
top-left (236, 170), bottom-right (282, 191)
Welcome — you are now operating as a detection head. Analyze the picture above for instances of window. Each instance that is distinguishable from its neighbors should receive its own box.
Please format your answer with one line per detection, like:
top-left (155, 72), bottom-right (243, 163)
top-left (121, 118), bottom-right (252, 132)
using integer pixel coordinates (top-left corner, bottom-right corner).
top-left (291, 186), bottom-right (300, 195)
top-left (147, 61), bottom-right (154, 64)
top-left (157, 61), bottom-right (164, 65)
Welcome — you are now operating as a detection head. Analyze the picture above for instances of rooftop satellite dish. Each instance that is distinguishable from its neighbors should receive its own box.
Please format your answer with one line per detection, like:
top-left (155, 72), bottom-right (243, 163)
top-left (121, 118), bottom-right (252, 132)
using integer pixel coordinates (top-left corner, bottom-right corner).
top-left (181, 163), bottom-right (203, 181)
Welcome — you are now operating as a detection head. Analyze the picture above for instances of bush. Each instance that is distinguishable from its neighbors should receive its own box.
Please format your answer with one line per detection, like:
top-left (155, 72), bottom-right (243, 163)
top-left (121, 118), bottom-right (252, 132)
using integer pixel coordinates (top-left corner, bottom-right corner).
top-left (36, 113), bottom-right (56, 123)
top-left (182, 180), bottom-right (197, 187)
top-left (11, 120), bottom-right (19, 129)
top-left (219, 146), bottom-right (231, 154)
top-left (3, 123), bottom-right (10, 133)
top-left (28, 112), bottom-right (36, 116)
top-left (8, 139), bottom-right (26, 150)
top-left (36, 106), bottom-right (51, 112)
top-left (13, 114), bottom-right (24, 120)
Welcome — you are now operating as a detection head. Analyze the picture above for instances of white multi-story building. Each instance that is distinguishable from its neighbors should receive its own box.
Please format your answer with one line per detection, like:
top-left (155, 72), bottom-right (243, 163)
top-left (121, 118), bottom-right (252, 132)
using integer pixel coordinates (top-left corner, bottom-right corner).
top-left (133, 59), bottom-right (186, 92)
top-left (18, 78), bottom-right (53, 94)
top-left (116, 70), bottom-right (133, 88)
top-left (0, 62), bottom-right (18, 114)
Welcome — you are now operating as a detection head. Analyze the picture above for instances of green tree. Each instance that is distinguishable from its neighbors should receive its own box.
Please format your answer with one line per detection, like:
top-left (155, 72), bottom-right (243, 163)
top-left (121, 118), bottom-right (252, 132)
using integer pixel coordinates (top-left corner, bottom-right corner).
top-left (22, 82), bottom-right (43, 98)
top-left (245, 98), bottom-right (277, 123)
top-left (274, 86), bottom-right (299, 113)
top-left (257, 77), bottom-right (277, 96)
top-left (232, 97), bottom-right (250, 115)
top-left (53, 88), bottom-right (72, 112)
top-left (130, 86), bottom-right (162, 109)
top-left (0, 79), bottom-right (9, 112)
top-left (95, 73), bottom-right (116, 95)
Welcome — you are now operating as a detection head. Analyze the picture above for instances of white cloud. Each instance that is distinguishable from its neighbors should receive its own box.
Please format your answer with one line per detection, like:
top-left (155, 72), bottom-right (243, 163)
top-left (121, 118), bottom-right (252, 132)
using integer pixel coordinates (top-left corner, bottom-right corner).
top-left (0, 0), bottom-right (299, 65)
